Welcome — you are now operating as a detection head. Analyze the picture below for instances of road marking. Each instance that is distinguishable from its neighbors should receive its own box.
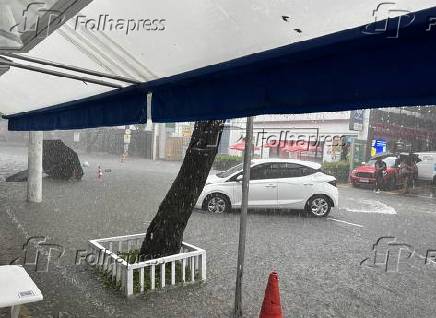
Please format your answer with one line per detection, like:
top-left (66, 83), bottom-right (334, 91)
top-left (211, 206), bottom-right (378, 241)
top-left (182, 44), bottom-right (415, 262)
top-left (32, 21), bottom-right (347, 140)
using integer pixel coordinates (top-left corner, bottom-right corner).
top-left (327, 217), bottom-right (363, 228)
top-left (342, 199), bottom-right (397, 215)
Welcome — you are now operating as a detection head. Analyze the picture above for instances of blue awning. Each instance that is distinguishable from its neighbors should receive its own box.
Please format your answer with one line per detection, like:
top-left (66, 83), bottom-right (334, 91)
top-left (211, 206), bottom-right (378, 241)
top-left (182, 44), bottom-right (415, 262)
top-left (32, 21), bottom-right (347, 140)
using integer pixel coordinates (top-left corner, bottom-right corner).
top-left (4, 6), bottom-right (436, 130)
top-left (147, 5), bottom-right (436, 122)
top-left (5, 86), bottom-right (146, 131)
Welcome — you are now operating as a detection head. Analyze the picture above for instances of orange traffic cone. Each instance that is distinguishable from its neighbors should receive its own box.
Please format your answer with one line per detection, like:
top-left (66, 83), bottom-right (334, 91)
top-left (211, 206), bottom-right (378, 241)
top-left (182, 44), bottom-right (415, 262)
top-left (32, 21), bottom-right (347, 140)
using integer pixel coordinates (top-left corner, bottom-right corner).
top-left (121, 151), bottom-right (128, 162)
top-left (97, 165), bottom-right (103, 181)
top-left (259, 272), bottom-right (283, 318)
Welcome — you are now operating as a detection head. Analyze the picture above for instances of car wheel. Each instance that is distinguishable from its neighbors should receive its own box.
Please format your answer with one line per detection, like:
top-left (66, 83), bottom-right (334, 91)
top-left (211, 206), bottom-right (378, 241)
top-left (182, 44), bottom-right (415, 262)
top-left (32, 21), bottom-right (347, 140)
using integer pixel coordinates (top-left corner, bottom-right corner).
top-left (307, 195), bottom-right (331, 217)
top-left (351, 182), bottom-right (359, 188)
top-left (204, 194), bottom-right (230, 214)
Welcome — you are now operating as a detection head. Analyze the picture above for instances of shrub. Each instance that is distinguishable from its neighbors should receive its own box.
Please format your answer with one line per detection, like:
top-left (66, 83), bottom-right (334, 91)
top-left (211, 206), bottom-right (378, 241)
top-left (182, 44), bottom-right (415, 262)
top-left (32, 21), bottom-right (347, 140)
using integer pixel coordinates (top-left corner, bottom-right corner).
top-left (322, 160), bottom-right (350, 183)
top-left (213, 154), bottom-right (242, 171)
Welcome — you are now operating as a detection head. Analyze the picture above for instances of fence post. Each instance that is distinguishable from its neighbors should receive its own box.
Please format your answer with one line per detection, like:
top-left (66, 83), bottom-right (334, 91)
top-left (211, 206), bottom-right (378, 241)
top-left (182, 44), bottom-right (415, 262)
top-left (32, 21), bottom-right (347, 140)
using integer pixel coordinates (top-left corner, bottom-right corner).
top-left (126, 267), bottom-right (134, 296)
top-left (199, 252), bottom-right (207, 281)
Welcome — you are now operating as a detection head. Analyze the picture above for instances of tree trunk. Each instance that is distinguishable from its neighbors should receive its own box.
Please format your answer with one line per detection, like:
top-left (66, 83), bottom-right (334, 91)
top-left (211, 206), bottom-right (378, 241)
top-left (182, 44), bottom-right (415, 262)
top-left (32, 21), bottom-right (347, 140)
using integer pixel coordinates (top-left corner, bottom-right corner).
top-left (139, 120), bottom-right (225, 259)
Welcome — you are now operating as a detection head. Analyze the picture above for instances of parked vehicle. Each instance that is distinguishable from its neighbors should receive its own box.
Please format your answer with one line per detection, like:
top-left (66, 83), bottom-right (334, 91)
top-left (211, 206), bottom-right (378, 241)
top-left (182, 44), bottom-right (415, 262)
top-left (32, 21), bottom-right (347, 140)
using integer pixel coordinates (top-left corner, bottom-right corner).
top-left (196, 159), bottom-right (338, 217)
top-left (415, 152), bottom-right (436, 184)
top-left (349, 157), bottom-right (401, 189)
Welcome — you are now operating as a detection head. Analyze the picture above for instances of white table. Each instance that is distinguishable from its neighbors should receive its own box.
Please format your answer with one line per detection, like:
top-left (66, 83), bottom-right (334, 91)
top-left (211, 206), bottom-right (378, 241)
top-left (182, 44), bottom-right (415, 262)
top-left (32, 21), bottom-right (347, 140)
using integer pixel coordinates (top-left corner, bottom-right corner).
top-left (0, 265), bottom-right (43, 318)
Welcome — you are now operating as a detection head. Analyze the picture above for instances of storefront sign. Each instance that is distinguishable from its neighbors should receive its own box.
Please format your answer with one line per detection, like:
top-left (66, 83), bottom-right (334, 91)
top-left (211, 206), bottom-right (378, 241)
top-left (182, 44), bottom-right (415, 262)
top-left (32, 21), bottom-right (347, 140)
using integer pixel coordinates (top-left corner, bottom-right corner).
top-left (371, 139), bottom-right (386, 157)
top-left (349, 110), bottom-right (365, 131)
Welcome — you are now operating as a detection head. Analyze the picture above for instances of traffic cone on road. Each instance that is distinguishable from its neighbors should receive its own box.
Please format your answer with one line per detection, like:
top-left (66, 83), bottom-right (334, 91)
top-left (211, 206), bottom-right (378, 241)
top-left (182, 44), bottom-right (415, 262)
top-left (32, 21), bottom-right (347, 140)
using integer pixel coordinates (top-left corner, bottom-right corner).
top-left (259, 272), bottom-right (283, 318)
top-left (97, 165), bottom-right (103, 181)
top-left (121, 151), bottom-right (128, 162)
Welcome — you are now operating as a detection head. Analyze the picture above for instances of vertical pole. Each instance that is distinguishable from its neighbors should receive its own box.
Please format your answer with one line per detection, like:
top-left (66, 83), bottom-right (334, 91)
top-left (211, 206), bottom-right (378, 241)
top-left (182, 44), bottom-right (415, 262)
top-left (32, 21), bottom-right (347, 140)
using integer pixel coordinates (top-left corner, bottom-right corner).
top-left (27, 131), bottom-right (43, 203)
top-left (10, 305), bottom-right (21, 318)
top-left (153, 124), bottom-right (159, 160)
top-left (146, 93), bottom-right (156, 160)
top-left (349, 138), bottom-right (356, 171)
top-left (261, 128), bottom-right (264, 158)
top-left (158, 123), bottom-right (166, 160)
top-left (234, 116), bottom-right (253, 318)
top-left (145, 93), bottom-right (153, 131)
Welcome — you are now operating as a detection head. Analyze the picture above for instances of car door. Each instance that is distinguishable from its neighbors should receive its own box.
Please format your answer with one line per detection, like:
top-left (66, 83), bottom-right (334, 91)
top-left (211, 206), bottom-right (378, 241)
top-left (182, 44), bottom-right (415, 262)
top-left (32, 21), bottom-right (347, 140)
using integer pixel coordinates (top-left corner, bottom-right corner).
top-left (276, 163), bottom-right (315, 209)
top-left (417, 154), bottom-right (434, 181)
top-left (232, 163), bottom-right (278, 208)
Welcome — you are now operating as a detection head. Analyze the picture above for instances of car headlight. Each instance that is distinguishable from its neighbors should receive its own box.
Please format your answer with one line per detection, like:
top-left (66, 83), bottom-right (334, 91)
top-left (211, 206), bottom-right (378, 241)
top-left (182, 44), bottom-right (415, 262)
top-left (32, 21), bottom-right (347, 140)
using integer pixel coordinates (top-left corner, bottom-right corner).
top-left (328, 180), bottom-right (337, 187)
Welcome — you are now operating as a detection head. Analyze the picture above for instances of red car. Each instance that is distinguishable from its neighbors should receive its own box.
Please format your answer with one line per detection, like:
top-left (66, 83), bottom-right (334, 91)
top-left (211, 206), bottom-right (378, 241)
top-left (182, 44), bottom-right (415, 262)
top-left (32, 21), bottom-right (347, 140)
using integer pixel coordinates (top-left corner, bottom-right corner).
top-left (349, 157), bottom-right (402, 189)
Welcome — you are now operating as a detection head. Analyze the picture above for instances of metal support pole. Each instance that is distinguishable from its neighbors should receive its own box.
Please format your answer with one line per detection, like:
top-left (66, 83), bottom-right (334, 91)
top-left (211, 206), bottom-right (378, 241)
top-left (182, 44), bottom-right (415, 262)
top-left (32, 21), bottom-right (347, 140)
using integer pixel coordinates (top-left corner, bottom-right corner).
top-left (3, 53), bottom-right (141, 84)
top-left (0, 57), bottom-right (122, 88)
top-left (145, 93), bottom-right (153, 131)
top-left (158, 124), bottom-right (166, 160)
top-left (27, 131), bottom-right (43, 203)
top-left (234, 116), bottom-right (253, 318)
top-left (260, 128), bottom-right (265, 158)
top-left (152, 124), bottom-right (159, 160)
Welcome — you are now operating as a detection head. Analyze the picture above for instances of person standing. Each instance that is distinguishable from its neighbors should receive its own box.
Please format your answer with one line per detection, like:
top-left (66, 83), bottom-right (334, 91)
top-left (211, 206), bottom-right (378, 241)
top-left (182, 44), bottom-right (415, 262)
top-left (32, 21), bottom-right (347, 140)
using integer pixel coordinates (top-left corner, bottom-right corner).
top-left (374, 158), bottom-right (387, 193)
top-left (400, 157), bottom-right (413, 194)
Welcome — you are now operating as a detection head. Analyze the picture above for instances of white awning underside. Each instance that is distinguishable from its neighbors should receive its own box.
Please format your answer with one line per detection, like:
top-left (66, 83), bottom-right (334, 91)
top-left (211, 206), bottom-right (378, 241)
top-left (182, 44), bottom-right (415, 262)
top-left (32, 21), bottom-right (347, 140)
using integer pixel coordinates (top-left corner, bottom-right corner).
top-left (1, 0), bottom-right (435, 115)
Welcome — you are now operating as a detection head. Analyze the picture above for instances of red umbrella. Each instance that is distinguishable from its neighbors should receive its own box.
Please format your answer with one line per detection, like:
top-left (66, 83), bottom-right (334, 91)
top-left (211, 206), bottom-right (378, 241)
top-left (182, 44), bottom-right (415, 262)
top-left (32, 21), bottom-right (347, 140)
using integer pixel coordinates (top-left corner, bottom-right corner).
top-left (230, 138), bottom-right (259, 151)
top-left (283, 141), bottom-right (320, 153)
top-left (264, 140), bottom-right (320, 152)
top-left (264, 140), bottom-right (287, 149)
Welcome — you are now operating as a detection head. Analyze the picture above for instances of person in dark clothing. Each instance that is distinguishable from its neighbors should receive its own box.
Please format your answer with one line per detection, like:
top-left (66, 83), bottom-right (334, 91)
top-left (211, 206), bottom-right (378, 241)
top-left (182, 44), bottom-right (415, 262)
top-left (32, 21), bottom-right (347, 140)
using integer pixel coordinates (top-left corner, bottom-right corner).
top-left (374, 158), bottom-right (387, 193)
top-left (400, 157), bottom-right (414, 194)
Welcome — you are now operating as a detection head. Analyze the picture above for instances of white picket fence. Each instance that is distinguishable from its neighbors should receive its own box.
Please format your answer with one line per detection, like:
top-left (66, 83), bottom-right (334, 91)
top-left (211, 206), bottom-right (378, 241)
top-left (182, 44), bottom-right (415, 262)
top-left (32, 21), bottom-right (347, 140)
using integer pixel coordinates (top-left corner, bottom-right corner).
top-left (88, 233), bottom-right (206, 297)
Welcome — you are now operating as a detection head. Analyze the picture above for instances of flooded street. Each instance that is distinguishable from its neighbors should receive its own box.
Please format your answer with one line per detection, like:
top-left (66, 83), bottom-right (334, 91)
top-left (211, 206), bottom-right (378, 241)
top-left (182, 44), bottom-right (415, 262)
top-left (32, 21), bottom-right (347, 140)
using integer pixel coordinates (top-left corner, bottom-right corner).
top-left (2, 145), bottom-right (436, 317)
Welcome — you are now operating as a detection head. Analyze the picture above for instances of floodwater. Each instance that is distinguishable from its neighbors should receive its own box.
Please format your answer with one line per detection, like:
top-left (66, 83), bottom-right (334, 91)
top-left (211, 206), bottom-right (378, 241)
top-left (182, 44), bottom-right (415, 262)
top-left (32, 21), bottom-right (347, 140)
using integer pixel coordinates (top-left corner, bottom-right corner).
top-left (2, 144), bottom-right (436, 317)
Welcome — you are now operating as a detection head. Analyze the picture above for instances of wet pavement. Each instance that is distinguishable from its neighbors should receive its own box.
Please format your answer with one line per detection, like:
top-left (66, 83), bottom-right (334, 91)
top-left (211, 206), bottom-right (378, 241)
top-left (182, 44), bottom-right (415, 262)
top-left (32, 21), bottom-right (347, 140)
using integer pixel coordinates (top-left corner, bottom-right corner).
top-left (1, 145), bottom-right (436, 317)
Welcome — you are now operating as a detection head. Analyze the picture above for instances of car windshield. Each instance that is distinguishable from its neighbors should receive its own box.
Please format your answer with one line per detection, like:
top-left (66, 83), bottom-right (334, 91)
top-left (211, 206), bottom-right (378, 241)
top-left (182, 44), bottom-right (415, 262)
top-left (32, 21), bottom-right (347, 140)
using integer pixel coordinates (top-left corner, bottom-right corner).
top-left (216, 163), bottom-right (244, 178)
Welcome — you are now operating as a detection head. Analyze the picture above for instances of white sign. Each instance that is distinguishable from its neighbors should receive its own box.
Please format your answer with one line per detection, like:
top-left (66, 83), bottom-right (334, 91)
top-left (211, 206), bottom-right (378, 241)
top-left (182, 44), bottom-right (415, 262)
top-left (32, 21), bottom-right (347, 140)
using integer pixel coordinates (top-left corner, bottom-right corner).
top-left (73, 132), bottom-right (80, 142)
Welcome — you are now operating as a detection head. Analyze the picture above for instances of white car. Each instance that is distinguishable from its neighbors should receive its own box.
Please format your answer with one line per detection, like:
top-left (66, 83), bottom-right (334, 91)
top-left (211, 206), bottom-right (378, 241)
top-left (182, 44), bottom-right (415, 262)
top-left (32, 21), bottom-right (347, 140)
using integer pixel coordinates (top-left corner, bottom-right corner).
top-left (196, 159), bottom-right (338, 217)
top-left (416, 152), bottom-right (436, 184)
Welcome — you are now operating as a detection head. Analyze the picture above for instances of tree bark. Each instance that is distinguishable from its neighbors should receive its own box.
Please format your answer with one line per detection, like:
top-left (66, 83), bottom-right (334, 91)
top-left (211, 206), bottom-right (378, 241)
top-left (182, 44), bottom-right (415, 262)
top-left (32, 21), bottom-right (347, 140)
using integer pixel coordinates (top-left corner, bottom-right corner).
top-left (139, 120), bottom-right (225, 259)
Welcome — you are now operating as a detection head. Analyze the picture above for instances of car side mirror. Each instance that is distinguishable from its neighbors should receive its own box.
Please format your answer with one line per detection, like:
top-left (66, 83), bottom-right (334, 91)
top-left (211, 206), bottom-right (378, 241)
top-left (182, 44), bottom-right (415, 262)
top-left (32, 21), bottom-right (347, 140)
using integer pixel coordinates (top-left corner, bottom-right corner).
top-left (236, 175), bottom-right (243, 182)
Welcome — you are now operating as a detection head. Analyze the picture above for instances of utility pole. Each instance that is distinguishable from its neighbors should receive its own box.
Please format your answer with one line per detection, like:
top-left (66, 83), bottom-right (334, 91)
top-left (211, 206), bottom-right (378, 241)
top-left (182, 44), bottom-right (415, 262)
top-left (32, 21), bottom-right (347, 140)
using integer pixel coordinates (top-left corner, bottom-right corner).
top-left (234, 116), bottom-right (254, 317)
